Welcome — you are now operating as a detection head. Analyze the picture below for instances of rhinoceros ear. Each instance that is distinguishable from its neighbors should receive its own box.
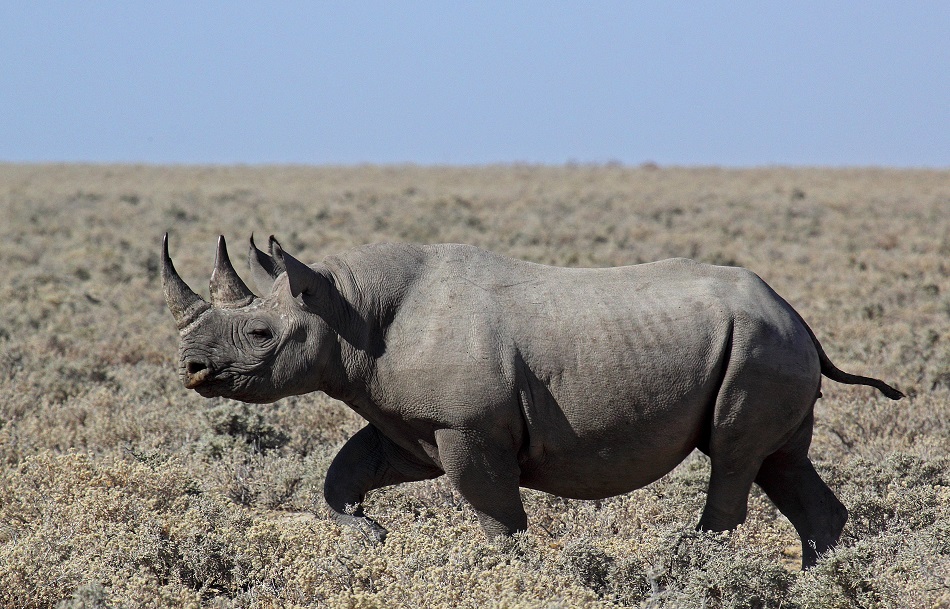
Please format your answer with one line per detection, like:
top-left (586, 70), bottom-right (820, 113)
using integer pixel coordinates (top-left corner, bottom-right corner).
top-left (268, 236), bottom-right (331, 301)
top-left (248, 233), bottom-right (280, 294)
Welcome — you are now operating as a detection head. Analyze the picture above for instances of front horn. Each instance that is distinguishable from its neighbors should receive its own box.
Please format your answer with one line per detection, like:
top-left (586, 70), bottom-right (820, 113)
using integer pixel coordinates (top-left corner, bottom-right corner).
top-left (210, 235), bottom-right (256, 308)
top-left (162, 233), bottom-right (210, 330)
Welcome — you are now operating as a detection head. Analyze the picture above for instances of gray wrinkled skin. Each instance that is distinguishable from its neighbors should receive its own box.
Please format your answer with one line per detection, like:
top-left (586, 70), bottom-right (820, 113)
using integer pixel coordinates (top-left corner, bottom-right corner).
top-left (162, 234), bottom-right (903, 569)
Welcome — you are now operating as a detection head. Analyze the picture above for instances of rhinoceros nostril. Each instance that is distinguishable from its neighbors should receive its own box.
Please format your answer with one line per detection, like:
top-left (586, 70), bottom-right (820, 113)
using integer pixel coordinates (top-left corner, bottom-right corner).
top-left (183, 359), bottom-right (214, 388)
top-left (186, 360), bottom-right (208, 375)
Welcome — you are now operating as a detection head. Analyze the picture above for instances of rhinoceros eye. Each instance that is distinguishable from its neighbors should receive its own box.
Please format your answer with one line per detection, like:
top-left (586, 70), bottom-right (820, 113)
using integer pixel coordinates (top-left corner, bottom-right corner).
top-left (246, 323), bottom-right (273, 344)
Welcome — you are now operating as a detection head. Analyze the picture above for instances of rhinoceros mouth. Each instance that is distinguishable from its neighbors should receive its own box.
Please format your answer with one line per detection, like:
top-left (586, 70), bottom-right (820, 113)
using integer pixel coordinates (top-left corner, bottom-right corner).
top-left (194, 382), bottom-right (269, 404)
top-left (184, 368), bottom-right (263, 401)
top-left (193, 384), bottom-right (222, 398)
top-left (184, 367), bottom-right (213, 389)
top-left (188, 374), bottom-right (235, 398)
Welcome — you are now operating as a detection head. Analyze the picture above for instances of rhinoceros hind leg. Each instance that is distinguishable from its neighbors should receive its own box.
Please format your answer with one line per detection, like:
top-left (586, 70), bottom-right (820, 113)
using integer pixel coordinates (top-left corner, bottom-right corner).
top-left (697, 322), bottom-right (825, 545)
top-left (696, 381), bottom-right (775, 532)
top-left (697, 457), bottom-right (762, 533)
top-left (754, 414), bottom-right (847, 569)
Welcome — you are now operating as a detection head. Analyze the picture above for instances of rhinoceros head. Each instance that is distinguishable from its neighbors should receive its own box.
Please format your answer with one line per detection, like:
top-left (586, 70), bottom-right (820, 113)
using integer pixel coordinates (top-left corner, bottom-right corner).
top-left (162, 233), bottom-right (336, 403)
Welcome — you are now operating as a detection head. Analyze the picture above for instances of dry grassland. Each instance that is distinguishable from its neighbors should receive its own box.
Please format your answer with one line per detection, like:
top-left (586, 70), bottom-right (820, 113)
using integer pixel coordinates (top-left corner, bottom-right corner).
top-left (0, 164), bottom-right (948, 608)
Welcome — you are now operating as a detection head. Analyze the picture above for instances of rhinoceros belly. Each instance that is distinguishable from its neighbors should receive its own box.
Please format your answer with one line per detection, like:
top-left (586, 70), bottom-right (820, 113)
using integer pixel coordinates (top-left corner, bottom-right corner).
top-left (508, 273), bottom-right (731, 499)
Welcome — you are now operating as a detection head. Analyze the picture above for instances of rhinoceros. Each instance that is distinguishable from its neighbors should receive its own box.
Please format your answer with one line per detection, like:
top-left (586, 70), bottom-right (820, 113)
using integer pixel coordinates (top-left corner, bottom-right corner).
top-left (161, 233), bottom-right (903, 568)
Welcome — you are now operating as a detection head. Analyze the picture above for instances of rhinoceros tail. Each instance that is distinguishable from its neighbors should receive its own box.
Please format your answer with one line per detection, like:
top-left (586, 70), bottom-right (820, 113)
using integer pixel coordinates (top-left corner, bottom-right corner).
top-left (813, 342), bottom-right (905, 400)
top-left (793, 311), bottom-right (904, 400)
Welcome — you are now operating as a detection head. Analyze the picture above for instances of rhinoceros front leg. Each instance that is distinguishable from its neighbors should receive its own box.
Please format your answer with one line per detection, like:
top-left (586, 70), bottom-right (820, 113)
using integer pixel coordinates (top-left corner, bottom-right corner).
top-left (324, 424), bottom-right (442, 542)
top-left (435, 428), bottom-right (528, 538)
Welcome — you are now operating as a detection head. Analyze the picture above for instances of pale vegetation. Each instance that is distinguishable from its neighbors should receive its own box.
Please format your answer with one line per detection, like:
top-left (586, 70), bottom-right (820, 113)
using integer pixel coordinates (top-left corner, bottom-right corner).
top-left (0, 164), bottom-right (947, 607)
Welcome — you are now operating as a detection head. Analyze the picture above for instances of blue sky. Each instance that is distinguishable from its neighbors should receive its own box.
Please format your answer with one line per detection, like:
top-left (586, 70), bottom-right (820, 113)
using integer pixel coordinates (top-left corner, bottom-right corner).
top-left (1, 2), bottom-right (947, 166)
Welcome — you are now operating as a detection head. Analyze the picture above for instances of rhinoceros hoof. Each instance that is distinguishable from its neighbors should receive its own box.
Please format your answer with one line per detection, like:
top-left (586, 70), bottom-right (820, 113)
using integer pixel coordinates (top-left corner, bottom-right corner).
top-left (334, 512), bottom-right (388, 544)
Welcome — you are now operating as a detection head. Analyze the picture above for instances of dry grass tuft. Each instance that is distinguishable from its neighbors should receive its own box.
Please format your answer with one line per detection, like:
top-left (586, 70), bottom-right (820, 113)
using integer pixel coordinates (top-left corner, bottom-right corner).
top-left (0, 164), bottom-right (947, 607)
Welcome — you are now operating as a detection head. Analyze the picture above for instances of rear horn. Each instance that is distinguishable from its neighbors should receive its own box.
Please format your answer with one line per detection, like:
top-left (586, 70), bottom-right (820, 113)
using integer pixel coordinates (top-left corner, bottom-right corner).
top-left (210, 235), bottom-right (256, 308)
